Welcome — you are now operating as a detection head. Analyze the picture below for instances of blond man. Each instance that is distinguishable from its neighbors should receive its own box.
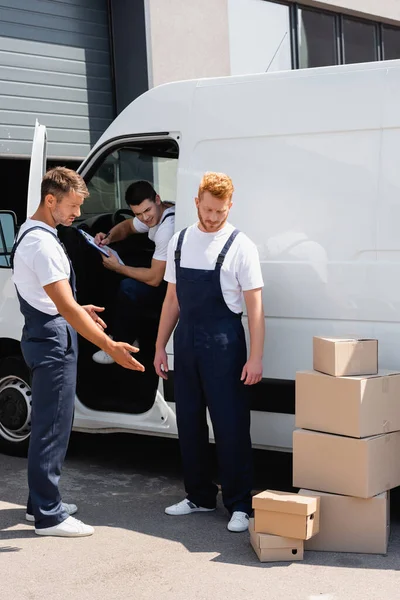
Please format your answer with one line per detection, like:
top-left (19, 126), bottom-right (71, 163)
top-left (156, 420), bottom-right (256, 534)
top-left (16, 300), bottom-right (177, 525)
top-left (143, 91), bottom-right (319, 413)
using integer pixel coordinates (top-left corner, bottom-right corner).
top-left (11, 168), bottom-right (143, 537)
top-left (154, 172), bottom-right (265, 532)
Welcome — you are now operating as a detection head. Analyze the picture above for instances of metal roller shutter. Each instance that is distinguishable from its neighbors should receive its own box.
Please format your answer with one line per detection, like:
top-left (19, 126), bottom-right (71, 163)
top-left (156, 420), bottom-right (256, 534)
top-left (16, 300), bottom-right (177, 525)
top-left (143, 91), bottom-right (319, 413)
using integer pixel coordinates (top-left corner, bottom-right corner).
top-left (0, 0), bottom-right (114, 159)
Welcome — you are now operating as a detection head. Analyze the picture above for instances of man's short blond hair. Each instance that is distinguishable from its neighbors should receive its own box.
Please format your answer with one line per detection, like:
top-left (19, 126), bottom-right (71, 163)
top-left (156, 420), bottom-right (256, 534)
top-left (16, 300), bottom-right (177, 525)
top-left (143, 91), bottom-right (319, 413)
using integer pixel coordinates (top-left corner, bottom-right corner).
top-left (41, 167), bottom-right (89, 204)
top-left (198, 172), bottom-right (234, 200)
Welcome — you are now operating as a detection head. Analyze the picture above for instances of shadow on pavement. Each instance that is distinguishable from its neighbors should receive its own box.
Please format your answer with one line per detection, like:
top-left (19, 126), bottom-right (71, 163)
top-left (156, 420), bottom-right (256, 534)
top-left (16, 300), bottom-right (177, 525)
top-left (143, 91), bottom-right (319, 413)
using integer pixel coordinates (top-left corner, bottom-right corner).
top-left (1, 431), bottom-right (399, 570)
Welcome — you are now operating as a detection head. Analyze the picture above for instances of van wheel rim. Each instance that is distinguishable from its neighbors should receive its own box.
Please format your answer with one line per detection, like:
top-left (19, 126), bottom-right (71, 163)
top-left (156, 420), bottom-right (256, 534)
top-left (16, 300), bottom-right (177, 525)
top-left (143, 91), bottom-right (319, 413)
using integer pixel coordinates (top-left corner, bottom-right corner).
top-left (0, 376), bottom-right (31, 443)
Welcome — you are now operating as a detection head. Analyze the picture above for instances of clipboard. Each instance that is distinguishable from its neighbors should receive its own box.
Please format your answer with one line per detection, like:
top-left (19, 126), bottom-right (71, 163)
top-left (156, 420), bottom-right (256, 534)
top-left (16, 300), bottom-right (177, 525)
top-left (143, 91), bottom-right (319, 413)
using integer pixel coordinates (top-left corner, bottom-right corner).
top-left (78, 229), bottom-right (125, 265)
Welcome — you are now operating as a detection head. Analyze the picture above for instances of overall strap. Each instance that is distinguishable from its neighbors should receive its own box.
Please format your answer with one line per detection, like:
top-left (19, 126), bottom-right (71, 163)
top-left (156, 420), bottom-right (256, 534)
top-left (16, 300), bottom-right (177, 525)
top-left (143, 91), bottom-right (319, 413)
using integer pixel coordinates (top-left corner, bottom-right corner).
top-left (10, 226), bottom-right (62, 271)
top-left (160, 210), bottom-right (175, 225)
top-left (215, 229), bottom-right (240, 270)
top-left (174, 228), bottom-right (187, 266)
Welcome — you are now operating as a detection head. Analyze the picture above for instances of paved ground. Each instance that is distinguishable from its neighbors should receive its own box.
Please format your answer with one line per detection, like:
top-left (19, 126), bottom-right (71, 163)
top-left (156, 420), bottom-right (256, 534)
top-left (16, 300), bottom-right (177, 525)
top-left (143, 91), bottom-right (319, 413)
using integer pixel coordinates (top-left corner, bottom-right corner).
top-left (1, 433), bottom-right (400, 600)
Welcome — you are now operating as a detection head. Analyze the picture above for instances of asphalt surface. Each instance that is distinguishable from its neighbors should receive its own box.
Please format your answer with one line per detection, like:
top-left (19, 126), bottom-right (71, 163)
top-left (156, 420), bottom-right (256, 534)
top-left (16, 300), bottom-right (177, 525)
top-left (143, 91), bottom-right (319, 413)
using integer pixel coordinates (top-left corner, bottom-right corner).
top-left (1, 432), bottom-right (400, 600)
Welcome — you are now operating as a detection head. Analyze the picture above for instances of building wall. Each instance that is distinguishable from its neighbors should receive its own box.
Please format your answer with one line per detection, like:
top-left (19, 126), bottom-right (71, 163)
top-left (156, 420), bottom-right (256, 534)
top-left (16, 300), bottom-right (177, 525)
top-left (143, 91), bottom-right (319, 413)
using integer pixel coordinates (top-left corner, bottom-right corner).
top-left (228, 0), bottom-right (292, 74)
top-left (144, 0), bottom-right (231, 88)
top-left (141, 0), bottom-right (400, 88)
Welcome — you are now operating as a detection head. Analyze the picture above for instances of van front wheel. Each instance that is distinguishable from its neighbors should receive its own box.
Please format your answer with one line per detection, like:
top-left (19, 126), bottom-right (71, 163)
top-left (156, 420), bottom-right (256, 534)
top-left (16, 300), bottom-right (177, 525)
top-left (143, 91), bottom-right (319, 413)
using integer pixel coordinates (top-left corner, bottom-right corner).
top-left (0, 356), bottom-right (31, 457)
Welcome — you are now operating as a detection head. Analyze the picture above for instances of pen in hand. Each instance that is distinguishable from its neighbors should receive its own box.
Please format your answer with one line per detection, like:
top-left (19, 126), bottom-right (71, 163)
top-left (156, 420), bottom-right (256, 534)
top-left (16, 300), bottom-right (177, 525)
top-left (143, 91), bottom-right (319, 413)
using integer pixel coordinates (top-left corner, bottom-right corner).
top-left (98, 232), bottom-right (111, 246)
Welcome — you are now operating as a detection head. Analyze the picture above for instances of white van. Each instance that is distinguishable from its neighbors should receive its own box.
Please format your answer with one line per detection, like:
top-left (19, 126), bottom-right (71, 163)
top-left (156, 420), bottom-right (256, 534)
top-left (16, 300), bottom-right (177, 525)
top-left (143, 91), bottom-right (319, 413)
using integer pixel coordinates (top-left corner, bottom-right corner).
top-left (1, 58), bottom-right (399, 456)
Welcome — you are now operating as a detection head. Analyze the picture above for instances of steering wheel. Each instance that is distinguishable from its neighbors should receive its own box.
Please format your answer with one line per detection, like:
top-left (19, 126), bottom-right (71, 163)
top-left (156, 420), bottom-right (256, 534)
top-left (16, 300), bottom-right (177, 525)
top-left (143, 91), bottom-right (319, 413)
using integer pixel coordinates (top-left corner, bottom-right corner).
top-left (111, 208), bottom-right (133, 227)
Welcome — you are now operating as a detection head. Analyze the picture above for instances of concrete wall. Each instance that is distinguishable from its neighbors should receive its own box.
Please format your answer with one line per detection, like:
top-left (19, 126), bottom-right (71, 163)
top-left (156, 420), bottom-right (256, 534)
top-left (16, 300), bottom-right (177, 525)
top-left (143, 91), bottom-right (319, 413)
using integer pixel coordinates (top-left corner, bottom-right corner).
top-left (143, 0), bottom-right (400, 90)
top-left (228, 0), bottom-right (292, 75)
top-left (144, 0), bottom-right (230, 87)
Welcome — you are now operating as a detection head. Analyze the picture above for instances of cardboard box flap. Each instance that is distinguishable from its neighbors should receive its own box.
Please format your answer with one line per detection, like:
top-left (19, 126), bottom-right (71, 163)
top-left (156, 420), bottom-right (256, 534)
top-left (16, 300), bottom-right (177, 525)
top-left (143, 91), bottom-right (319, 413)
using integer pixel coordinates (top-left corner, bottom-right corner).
top-left (299, 489), bottom-right (387, 501)
top-left (297, 369), bottom-right (400, 381)
top-left (314, 336), bottom-right (375, 343)
top-left (350, 369), bottom-right (400, 380)
top-left (294, 428), bottom-right (388, 443)
top-left (252, 489), bottom-right (318, 516)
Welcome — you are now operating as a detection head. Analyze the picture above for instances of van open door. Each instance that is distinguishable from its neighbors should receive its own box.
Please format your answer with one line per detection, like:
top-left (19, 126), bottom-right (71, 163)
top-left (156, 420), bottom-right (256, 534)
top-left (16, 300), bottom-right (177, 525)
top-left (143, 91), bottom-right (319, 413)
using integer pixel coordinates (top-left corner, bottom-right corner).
top-left (26, 120), bottom-right (47, 218)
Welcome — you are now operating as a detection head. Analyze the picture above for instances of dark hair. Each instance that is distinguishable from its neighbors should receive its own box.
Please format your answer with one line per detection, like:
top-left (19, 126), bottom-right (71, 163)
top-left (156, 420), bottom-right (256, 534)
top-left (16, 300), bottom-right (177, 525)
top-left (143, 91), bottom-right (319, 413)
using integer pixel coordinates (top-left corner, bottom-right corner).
top-left (41, 167), bottom-right (89, 204)
top-left (125, 180), bottom-right (157, 207)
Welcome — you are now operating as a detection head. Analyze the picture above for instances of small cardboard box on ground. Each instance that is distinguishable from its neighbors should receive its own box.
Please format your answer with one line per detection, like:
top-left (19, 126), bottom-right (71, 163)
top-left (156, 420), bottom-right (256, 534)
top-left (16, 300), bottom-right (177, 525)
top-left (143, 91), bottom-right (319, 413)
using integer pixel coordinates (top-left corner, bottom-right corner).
top-left (293, 428), bottom-right (400, 498)
top-left (252, 490), bottom-right (320, 540)
top-left (298, 489), bottom-right (389, 554)
top-left (295, 370), bottom-right (400, 438)
top-left (249, 518), bottom-right (304, 562)
top-left (313, 336), bottom-right (378, 377)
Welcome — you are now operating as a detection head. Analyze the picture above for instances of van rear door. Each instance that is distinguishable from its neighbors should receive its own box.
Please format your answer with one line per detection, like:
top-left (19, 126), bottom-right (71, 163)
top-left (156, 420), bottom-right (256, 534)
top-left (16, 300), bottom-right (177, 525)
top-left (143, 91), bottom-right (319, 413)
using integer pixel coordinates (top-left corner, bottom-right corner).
top-left (26, 120), bottom-right (47, 218)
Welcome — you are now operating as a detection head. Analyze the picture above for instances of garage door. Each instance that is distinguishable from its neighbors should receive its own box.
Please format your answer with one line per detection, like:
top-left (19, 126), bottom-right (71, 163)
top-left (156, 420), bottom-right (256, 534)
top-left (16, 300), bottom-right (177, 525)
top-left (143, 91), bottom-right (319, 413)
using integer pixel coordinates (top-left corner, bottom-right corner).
top-left (0, 0), bottom-right (114, 159)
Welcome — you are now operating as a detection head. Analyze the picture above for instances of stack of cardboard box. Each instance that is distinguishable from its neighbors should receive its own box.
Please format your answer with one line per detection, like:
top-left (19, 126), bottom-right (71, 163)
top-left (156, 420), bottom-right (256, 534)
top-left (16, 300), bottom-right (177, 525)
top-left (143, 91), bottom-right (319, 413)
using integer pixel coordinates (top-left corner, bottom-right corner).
top-left (249, 490), bottom-right (320, 562)
top-left (293, 336), bottom-right (400, 554)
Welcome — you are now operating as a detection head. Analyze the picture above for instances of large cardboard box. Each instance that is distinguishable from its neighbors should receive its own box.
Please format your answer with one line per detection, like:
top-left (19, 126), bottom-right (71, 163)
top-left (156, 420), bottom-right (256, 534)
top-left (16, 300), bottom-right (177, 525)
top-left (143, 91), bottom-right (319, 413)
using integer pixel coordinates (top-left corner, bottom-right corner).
top-left (295, 370), bottom-right (400, 438)
top-left (252, 489), bottom-right (320, 540)
top-left (299, 489), bottom-right (389, 554)
top-left (293, 428), bottom-right (400, 498)
top-left (249, 518), bottom-right (304, 562)
top-left (313, 336), bottom-right (378, 377)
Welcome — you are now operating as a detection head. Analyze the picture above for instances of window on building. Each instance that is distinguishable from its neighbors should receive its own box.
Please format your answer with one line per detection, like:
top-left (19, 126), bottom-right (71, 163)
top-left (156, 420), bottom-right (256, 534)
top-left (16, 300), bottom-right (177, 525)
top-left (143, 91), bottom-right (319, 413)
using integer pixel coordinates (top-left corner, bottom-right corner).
top-left (298, 8), bottom-right (337, 68)
top-left (248, 2), bottom-right (400, 72)
top-left (343, 18), bottom-right (377, 64)
top-left (382, 26), bottom-right (400, 60)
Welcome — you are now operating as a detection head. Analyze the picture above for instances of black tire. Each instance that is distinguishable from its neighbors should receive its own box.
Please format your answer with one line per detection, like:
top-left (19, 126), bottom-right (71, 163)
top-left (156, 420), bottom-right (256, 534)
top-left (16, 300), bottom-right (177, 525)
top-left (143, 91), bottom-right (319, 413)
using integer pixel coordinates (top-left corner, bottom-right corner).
top-left (0, 355), bottom-right (31, 457)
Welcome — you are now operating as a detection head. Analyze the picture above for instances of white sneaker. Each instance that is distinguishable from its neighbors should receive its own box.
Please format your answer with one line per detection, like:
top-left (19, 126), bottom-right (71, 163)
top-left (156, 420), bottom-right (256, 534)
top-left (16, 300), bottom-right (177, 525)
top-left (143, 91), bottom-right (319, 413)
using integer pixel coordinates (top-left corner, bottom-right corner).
top-left (165, 499), bottom-right (216, 516)
top-left (26, 502), bottom-right (78, 522)
top-left (227, 511), bottom-right (250, 532)
top-left (35, 516), bottom-right (94, 537)
top-left (92, 349), bottom-right (115, 364)
top-left (92, 339), bottom-right (139, 365)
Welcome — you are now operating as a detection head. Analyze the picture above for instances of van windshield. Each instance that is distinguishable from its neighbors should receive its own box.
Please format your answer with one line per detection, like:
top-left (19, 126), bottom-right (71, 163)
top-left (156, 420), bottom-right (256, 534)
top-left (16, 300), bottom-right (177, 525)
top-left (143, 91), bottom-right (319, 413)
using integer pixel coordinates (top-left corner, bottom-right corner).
top-left (81, 138), bottom-right (179, 217)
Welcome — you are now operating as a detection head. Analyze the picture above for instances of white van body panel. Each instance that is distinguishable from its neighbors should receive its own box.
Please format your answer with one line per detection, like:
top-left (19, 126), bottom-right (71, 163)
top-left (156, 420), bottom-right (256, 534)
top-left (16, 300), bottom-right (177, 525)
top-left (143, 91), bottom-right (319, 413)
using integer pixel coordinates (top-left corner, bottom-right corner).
top-left (77, 60), bottom-right (400, 449)
top-left (4, 59), bottom-right (400, 452)
top-left (87, 59), bottom-right (400, 378)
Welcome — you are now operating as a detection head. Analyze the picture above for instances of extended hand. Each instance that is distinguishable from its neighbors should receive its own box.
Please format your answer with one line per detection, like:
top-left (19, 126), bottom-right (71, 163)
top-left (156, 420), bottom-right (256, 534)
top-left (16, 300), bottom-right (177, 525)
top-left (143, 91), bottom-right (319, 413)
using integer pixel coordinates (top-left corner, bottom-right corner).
top-left (154, 347), bottom-right (169, 380)
top-left (102, 252), bottom-right (120, 272)
top-left (241, 357), bottom-right (263, 386)
top-left (108, 341), bottom-right (145, 371)
top-left (82, 305), bottom-right (107, 330)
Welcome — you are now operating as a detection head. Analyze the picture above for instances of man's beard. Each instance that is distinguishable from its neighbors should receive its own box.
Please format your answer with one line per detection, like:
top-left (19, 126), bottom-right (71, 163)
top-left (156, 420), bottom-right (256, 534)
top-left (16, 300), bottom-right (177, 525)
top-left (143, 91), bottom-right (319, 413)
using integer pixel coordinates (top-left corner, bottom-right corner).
top-left (197, 210), bottom-right (228, 233)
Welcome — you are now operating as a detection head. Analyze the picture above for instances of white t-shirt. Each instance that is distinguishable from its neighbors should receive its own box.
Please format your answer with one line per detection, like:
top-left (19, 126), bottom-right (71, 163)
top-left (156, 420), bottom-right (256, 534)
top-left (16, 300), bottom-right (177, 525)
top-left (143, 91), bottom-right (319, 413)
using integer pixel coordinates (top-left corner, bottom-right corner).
top-left (133, 206), bottom-right (175, 261)
top-left (164, 222), bottom-right (264, 314)
top-left (12, 219), bottom-right (70, 316)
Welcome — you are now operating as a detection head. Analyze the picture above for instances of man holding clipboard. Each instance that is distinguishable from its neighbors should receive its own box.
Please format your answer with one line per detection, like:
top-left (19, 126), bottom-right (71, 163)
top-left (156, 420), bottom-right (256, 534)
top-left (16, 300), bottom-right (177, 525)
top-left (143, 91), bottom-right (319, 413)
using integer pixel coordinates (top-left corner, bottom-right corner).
top-left (92, 180), bottom-right (175, 365)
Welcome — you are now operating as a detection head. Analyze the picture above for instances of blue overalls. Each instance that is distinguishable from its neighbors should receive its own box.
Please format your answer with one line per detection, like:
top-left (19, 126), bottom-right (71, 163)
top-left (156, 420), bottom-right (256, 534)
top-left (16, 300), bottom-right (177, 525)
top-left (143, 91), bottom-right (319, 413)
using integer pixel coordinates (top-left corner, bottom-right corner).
top-left (174, 228), bottom-right (253, 516)
top-left (111, 210), bottom-right (175, 344)
top-left (11, 226), bottom-right (78, 529)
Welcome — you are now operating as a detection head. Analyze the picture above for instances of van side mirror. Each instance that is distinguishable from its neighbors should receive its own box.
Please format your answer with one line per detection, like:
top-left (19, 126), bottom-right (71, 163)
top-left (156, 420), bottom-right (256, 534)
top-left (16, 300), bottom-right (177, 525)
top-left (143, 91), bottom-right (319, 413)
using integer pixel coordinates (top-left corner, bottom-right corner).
top-left (0, 211), bottom-right (17, 268)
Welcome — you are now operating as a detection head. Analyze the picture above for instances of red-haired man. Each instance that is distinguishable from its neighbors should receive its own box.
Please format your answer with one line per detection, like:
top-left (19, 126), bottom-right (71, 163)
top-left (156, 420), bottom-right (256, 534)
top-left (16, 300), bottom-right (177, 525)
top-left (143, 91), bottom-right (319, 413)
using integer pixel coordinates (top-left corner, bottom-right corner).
top-left (154, 172), bottom-right (265, 532)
